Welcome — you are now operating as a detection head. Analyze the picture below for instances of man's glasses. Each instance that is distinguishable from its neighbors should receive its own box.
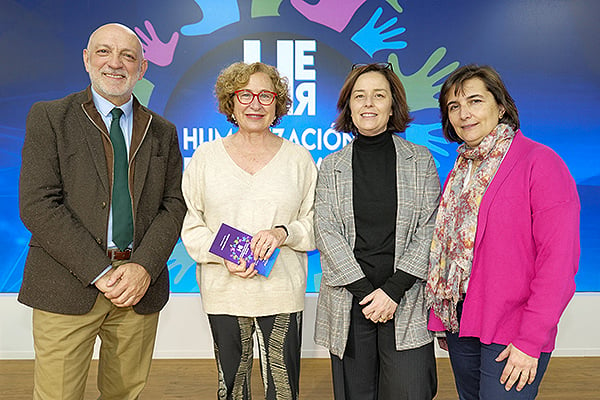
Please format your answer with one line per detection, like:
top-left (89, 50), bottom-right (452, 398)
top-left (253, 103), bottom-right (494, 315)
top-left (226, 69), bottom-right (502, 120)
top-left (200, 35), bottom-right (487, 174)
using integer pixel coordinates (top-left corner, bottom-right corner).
top-left (234, 89), bottom-right (277, 106)
top-left (351, 62), bottom-right (393, 72)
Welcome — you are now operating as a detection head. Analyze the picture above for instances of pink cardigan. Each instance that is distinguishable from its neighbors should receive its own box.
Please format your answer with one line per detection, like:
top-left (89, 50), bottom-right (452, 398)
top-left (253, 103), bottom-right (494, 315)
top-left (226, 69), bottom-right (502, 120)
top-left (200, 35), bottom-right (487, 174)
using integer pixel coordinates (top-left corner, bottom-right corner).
top-left (428, 130), bottom-right (580, 358)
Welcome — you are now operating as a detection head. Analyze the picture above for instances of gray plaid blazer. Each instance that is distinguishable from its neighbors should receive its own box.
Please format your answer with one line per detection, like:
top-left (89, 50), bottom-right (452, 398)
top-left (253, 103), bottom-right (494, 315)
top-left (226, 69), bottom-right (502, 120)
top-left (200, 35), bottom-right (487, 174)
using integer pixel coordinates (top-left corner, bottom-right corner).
top-left (313, 134), bottom-right (441, 358)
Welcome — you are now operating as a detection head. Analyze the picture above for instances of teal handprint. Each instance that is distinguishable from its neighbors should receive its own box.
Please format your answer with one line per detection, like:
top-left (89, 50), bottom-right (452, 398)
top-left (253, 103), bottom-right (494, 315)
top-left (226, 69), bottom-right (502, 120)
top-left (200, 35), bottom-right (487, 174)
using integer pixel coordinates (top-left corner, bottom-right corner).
top-left (351, 7), bottom-right (407, 57)
top-left (181, 0), bottom-right (240, 36)
top-left (168, 240), bottom-right (199, 292)
top-left (405, 123), bottom-right (449, 167)
top-left (251, 0), bottom-right (284, 17)
top-left (313, 272), bottom-right (322, 293)
top-left (389, 47), bottom-right (459, 112)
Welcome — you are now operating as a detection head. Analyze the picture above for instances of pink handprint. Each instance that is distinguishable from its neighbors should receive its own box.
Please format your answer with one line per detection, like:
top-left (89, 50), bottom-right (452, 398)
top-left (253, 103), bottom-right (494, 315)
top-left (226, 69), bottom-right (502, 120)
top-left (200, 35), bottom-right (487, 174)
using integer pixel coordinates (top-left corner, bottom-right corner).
top-left (135, 20), bottom-right (179, 67)
top-left (291, 0), bottom-right (367, 33)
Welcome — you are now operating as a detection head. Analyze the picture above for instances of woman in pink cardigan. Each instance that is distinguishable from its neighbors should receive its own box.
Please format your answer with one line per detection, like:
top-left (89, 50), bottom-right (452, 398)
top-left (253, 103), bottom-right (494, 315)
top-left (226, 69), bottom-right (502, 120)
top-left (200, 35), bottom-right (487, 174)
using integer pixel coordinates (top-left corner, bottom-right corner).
top-left (426, 65), bottom-right (580, 399)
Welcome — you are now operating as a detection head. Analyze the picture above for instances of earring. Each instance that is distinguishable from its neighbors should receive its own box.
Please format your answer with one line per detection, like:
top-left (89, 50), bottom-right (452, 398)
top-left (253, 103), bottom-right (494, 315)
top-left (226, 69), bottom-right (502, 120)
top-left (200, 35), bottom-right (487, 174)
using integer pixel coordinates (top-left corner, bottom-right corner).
top-left (231, 114), bottom-right (237, 124)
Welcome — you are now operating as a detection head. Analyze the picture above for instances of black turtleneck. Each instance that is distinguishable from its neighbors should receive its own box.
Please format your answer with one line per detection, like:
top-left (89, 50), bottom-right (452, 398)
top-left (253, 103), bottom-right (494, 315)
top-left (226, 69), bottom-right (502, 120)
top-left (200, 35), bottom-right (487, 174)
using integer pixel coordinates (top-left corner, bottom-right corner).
top-left (346, 131), bottom-right (417, 304)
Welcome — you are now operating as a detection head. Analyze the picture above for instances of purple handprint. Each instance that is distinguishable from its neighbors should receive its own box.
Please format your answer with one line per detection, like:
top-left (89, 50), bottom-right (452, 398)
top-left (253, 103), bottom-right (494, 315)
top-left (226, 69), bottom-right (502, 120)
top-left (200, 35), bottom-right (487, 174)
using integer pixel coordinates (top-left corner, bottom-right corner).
top-left (351, 7), bottom-right (407, 57)
top-left (135, 20), bottom-right (179, 67)
top-left (291, 0), bottom-right (367, 33)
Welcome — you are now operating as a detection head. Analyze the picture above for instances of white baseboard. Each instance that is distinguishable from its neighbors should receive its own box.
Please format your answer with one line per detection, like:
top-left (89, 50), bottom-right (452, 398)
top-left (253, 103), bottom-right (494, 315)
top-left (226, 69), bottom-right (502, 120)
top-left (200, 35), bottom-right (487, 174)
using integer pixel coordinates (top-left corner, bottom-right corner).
top-left (2, 293), bottom-right (599, 359)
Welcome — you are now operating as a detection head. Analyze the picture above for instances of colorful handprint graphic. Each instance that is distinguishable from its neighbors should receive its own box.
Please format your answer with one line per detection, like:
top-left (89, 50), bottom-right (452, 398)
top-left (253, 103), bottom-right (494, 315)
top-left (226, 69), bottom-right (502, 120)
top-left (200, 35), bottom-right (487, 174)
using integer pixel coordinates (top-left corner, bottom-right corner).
top-left (291, 0), bottom-right (367, 33)
top-left (135, 20), bottom-right (179, 67)
top-left (181, 0), bottom-right (241, 36)
top-left (351, 7), bottom-right (407, 57)
top-left (389, 48), bottom-right (459, 112)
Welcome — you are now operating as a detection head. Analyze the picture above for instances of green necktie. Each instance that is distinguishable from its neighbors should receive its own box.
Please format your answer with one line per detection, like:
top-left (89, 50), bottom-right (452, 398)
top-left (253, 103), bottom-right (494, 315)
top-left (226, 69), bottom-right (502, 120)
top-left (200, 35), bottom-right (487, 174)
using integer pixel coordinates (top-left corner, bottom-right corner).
top-left (109, 108), bottom-right (133, 251)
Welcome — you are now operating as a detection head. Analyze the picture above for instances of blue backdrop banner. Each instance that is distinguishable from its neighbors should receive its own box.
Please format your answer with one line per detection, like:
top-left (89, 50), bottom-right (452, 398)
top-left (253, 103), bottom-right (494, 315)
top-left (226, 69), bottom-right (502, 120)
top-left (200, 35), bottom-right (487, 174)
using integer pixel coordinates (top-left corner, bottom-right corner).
top-left (1, 0), bottom-right (598, 292)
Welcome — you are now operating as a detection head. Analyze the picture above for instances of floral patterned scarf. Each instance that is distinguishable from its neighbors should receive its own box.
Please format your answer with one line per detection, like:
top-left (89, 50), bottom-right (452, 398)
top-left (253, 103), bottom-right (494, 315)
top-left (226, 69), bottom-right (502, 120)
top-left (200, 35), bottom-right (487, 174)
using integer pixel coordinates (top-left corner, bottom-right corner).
top-left (426, 123), bottom-right (515, 332)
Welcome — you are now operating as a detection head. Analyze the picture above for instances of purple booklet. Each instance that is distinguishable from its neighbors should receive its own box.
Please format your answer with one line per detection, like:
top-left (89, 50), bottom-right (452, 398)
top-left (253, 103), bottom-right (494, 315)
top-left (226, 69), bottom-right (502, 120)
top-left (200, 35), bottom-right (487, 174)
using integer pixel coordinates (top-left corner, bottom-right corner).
top-left (209, 223), bottom-right (279, 277)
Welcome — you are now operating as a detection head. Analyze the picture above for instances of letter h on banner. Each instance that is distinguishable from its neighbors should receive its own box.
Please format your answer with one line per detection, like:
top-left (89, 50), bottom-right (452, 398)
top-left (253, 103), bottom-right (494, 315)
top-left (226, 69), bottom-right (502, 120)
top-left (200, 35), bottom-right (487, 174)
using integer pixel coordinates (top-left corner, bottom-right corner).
top-left (243, 39), bottom-right (316, 116)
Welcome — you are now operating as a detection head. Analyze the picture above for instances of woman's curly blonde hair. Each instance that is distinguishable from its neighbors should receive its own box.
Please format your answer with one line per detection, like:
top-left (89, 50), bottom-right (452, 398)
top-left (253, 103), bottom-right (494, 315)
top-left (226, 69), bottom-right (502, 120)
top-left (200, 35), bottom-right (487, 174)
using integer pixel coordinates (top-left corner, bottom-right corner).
top-left (215, 62), bottom-right (292, 127)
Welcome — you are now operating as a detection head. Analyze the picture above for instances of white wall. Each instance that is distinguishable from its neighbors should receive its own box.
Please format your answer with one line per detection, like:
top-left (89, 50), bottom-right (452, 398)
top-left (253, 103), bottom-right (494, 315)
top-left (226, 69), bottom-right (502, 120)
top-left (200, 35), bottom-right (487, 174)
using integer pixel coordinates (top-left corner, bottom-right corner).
top-left (1, 292), bottom-right (599, 359)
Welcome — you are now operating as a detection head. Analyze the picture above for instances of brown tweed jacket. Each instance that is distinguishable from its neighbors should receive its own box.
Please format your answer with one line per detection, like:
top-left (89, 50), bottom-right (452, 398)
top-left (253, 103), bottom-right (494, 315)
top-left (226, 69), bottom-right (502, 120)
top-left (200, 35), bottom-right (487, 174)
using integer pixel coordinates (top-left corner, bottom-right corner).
top-left (18, 87), bottom-right (186, 315)
top-left (313, 134), bottom-right (440, 357)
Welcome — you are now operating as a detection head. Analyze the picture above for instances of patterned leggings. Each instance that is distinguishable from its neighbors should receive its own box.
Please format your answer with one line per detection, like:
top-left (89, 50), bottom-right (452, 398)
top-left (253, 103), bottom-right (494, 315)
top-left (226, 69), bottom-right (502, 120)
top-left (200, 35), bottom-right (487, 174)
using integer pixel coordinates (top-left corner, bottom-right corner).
top-left (208, 312), bottom-right (302, 400)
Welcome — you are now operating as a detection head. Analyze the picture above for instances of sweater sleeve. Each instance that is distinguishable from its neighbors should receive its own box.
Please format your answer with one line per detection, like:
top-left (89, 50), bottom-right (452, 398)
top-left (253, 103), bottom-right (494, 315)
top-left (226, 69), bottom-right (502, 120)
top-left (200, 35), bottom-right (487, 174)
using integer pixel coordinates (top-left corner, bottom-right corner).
top-left (282, 147), bottom-right (318, 252)
top-left (512, 148), bottom-right (580, 358)
top-left (381, 269), bottom-right (418, 304)
top-left (427, 309), bottom-right (446, 332)
top-left (346, 277), bottom-right (375, 301)
top-left (180, 146), bottom-right (224, 265)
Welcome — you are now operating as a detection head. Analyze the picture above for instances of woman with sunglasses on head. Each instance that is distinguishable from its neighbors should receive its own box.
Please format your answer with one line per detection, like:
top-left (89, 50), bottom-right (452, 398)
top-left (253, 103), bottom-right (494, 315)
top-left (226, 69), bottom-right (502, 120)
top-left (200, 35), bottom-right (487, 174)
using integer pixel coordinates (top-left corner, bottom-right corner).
top-left (314, 63), bottom-right (440, 400)
top-left (181, 62), bottom-right (317, 400)
top-left (426, 65), bottom-right (580, 399)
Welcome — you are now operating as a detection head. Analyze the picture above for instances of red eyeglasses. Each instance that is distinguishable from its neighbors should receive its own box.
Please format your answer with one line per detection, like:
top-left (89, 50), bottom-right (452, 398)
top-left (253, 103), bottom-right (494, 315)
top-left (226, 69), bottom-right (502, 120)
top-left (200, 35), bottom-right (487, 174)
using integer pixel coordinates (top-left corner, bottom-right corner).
top-left (234, 89), bottom-right (277, 106)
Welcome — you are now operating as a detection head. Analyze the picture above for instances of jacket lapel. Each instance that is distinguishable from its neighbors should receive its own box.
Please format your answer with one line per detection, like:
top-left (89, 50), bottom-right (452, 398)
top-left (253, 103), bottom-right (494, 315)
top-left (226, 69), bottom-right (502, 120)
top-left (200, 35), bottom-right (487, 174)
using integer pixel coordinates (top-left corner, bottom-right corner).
top-left (333, 141), bottom-right (356, 243)
top-left (80, 89), bottom-right (110, 194)
top-left (79, 89), bottom-right (153, 214)
top-left (392, 135), bottom-right (416, 254)
top-left (474, 130), bottom-right (527, 252)
top-left (130, 98), bottom-right (153, 213)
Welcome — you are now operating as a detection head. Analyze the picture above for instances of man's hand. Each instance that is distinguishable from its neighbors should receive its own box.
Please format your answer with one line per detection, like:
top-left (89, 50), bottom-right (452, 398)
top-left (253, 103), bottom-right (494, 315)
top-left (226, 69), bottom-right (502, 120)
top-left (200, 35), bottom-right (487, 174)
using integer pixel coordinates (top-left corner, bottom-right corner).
top-left (103, 263), bottom-right (151, 307)
top-left (94, 268), bottom-right (114, 293)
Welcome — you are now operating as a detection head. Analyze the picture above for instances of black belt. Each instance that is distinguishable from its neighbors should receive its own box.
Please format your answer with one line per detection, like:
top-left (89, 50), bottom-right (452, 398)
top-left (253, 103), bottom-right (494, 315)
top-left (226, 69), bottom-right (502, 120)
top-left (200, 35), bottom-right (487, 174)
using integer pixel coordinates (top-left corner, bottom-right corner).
top-left (107, 248), bottom-right (131, 261)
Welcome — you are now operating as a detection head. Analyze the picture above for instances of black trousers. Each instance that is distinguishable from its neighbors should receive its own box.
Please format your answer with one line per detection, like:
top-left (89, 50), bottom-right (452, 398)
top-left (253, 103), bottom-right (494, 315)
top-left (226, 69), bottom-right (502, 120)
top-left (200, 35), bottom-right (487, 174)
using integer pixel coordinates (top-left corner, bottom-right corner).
top-left (208, 312), bottom-right (302, 400)
top-left (330, 299), bottom-right (437, 400)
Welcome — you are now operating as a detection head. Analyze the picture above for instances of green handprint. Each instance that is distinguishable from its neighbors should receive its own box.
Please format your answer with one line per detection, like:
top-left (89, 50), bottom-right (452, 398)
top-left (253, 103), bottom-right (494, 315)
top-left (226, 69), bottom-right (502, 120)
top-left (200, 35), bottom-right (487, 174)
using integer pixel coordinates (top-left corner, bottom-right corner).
top-left (385, 0), bottom-right (403, 13)
top-left (389, 47), bottom-right (459, 112)
top-left (133, 78), bottom-right (155, 107)
top-left (251, 0), bottom-right (284, 17)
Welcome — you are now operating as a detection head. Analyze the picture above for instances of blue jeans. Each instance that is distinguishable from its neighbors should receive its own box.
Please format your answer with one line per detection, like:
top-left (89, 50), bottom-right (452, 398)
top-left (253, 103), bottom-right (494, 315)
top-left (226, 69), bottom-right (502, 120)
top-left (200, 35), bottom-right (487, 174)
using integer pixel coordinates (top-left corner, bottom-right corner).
top-left (445, 333), bottom-right (551, 400)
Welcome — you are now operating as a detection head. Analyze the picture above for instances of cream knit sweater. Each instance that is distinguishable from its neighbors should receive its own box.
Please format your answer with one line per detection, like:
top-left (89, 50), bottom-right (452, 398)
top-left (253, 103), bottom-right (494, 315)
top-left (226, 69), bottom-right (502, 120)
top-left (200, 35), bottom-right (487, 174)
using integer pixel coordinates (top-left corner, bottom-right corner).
top-left (181, 137), bottom-right (317, 316)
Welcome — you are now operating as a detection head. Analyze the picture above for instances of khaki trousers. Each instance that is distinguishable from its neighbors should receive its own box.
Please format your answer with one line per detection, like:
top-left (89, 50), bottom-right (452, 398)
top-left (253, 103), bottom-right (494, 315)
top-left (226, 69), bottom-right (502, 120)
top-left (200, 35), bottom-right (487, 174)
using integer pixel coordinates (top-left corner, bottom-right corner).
top-left (32, 293), bottom-right (159, 400)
